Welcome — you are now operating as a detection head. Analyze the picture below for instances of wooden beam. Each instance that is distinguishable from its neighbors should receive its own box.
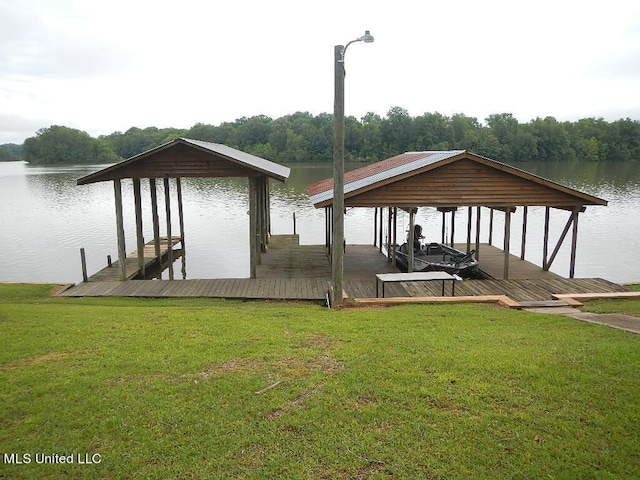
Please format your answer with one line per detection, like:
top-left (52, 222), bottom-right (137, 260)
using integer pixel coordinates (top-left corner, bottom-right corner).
top-left (149, 179), bottom-right (161, 262)
top-left (133, 178), bottom-right (145, 277)
top-left (249, 177), bottom-right (258, 278)
top-left (569, 207), bottom-right (579, 279)
top-left (475, 206), bottom-right (481, 261)
top-left (545, 209), bottom-right (575, 272)
top-left (488, 208), bottom-right (494, 245)
top-left (176, 178), bottom-right (185, 248)
top-left (163, 178), bottom-right (174, 280)
top-left (503, 207), bottom-right (512, 279)
top-left (373, 207), bottom-right (378, 246)
top-left (378, 207), bottom-right (384, 253)
top-left (387, 207), bottom-right (392, 261)
top-left (354, 295), bottom-right (521, 308)
top-left (392, 207), bottom-right (397, 266)
top-left (408, 209), bottom-right (415, 273)
top-left (543, 206), bottom-right (550, 271)
top-left (466, 206), bottom-right (472, 253)
top-left (520, 205), bottom-right (528, 261)
top-left (113, 179), bottom-right (127, 281)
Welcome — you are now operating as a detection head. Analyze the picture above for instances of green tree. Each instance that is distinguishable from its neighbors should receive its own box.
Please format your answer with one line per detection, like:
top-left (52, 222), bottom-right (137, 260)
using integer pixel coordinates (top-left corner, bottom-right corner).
top-left (23, 126), bottom-right (120, 165)
top-left (0, 143), bottom-right (22, 161)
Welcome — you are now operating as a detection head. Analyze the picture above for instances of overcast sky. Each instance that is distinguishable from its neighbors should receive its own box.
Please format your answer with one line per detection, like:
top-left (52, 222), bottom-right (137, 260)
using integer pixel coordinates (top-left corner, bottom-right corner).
top-left (1, 0), bottom-right (639, 144)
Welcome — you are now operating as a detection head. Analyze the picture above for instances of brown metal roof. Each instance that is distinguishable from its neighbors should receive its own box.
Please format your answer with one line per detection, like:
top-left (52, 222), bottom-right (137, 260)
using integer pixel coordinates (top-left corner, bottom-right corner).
top-left (77, 138), bottom-right (290, 185)
top-left (305, 150), bottom-right (608, 209)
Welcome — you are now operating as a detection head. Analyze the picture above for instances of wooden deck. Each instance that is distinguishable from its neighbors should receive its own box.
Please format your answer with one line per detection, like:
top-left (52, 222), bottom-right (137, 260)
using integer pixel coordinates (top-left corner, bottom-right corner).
top-left (88, 236), bottom-right (182, 281)
top-left (55, 235), bottom-right (631, 304)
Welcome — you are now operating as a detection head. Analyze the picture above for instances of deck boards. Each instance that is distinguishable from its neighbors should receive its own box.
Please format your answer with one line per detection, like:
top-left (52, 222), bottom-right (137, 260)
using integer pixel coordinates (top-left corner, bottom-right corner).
top-left (56, 236), bottom-right (630, 303)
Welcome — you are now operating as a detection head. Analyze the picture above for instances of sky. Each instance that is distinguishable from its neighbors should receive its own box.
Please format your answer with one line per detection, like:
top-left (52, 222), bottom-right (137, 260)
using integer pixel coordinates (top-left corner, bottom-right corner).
top-left (1, 0), bottom-right (639, 145)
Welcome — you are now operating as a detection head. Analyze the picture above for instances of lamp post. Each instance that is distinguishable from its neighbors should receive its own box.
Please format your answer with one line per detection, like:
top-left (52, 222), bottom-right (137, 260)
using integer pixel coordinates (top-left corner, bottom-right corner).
top-left (332, 30), bottom-right (374, 307)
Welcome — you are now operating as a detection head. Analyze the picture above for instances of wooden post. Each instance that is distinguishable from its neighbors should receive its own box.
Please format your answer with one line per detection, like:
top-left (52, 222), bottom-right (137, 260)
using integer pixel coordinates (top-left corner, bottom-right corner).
top-left (441, 209), bottom-right (446, 244)
top-left (466, 206), bottom-right (472, 253)
top-left (475, 206), bottom-right (481, 261)
top-left (176, 178), bottom-right (185, 248)
top-left (450, 208), bottom-right (456, 247)
top-left (373, 207), bottom-right (378, 246)
top-left (520, 205), bottom-right (528, 261)
top-left (488, 208), bottom-right (494, 246)
top-left (391, 207), bottom-right (397, 266)
top-left (503, 207), bottom-right (512, 279)
top-left (80, 248), bottom-right (88, 282)
top-left (164, 178), bottom-right (174, 280)
top-left (113, 179), bottom-right (127, 281)
top-left (543, 206), bottom-right (551, 270)
top-left (265, 178), bottom-right (271, 242)
top-left (408, 209), bottom-right (415, 273)
top-left (293, 212), bottom-right (297, 235)
top-left (569, 207), bottom-right (580, 279)
top-left (249, 177), bottom-right (258, 278)
top-left (324, 207), bottom-right (330, 249)
top-left (149, 179), bottom-right (161, 262)
top-left (133, 178), bottom-right (145, 278)
top-left (332, 43), bottom-right (346, 307)
top-left (378, 207), bottom-right (383, 253)
top-left (386, 207), bottom-right (392, 261)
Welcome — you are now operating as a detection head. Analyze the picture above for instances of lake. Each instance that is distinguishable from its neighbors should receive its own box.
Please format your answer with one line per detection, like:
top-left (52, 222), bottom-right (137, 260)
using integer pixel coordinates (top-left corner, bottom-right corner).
top-left (1, 160), bottom-right (639, 284)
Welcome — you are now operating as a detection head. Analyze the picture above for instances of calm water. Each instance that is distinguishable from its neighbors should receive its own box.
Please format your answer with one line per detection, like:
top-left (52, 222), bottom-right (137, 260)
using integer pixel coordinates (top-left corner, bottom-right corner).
top-left (1, 160), bottom-right (639, 284)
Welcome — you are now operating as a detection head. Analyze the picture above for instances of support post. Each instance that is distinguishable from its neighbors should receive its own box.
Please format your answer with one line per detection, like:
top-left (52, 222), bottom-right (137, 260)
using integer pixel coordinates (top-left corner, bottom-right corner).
top-left (387, 207), bottom-right (392, 261)
top-left (503, 207), bottom-right (512, 280)
top-left (569, 207), bottom-right (580, 278)
top-left (149, 179), bottom-right (161, 265)
top-left (408, 208), bottom-right (415, 273)
top-left (133, 178), bottom-right (145, 278)
top-left (176, 178), bottom-right (185, 248)
top-left (163, 178), bottom-right (174, 280)
top-left (293, 212), bottom-right (297, 235)
top-left (450, 209), bottom-right (456, 247)
top-left (520, 205), bottom-right (528, 261)
top-left (488, 208), bottom-right (494, 246)
top-left (466, 206), bottom-right (472, 253)
top-left (391, 207), bottom-right (398, 266)
top-left (373, 207), bottom-right (378, 246)
top-left (113, 179), bottom-right (127, 281)
top-left (80, 248), bottom-right (88, 282)
top-left (475, 206), bottom-right (481, 260)
top-left (543, 206), bottom-right (551, 270)
top-left (248, 177), bottom-right (258, 278)
top-left (332, 43), bottom-right (346, 306)
top-left (378, 207), bottom-right (383, 253)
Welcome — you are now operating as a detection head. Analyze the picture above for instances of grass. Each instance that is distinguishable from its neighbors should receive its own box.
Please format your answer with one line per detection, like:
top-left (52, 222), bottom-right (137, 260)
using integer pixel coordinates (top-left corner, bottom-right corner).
top-left (1, 284), bottom-right (639, 479)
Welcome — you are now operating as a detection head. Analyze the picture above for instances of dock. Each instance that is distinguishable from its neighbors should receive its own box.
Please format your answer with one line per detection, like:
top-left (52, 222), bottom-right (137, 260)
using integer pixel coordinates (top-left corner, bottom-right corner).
top-left (87, 236), bottom-right (182, 281)
top-left (56, 235), bottom-right (634, 305)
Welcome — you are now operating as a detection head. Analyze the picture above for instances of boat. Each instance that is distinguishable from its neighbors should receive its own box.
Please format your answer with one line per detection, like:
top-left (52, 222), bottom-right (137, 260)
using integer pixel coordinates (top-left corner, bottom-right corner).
top-left (394, 225), bottom-right (479, 276)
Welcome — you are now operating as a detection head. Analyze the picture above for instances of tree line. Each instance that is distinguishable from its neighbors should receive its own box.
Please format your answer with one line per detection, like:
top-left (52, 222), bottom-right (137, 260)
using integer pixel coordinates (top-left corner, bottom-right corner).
top-left (7, 108), bottom-right (640, 165)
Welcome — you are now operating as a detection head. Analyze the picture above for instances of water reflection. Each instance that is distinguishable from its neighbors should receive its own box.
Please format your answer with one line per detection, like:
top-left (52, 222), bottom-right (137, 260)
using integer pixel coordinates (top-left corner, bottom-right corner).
top-left (1, 160), bottom-right (639, 284)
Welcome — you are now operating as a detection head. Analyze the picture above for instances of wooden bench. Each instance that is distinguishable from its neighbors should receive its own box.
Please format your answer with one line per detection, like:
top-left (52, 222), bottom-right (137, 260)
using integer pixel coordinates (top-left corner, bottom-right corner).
top-left (375, 271), bottom-right (461, 298)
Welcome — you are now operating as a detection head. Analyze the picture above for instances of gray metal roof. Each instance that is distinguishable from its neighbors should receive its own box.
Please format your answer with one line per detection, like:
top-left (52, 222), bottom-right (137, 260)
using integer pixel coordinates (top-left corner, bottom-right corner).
top-left (181, 138), bottom-right (290, 182)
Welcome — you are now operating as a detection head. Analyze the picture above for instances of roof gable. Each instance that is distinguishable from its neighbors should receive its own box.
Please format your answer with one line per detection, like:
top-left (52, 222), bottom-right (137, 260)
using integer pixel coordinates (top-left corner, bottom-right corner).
top-left (77, 138), bottom-right (290, 185)
top-left (306, 151), bottom-right (607, 208)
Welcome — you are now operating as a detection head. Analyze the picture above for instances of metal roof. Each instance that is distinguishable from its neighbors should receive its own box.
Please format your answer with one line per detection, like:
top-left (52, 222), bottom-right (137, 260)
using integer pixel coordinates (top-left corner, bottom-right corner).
top-left (306, 151), bottom-right (464, 205)
top-left (77, 138), bottom-right (290, 185)
top-left (181, 138), bottom-right (290, 182)
top-left (305, 150), bottom-right (608, 208)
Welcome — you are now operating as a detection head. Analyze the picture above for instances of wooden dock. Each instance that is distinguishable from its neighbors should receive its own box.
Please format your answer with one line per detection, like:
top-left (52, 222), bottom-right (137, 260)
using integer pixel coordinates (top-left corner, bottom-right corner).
top-left (87, 236), bottom-right (182, 281)
top-left (56, 236), bottom-right (632, 304)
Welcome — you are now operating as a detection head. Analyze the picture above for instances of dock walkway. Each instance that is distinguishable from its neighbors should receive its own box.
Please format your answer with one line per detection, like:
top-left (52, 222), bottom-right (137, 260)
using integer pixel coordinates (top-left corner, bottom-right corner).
top-left (56, 236), bottom-right (633, 304)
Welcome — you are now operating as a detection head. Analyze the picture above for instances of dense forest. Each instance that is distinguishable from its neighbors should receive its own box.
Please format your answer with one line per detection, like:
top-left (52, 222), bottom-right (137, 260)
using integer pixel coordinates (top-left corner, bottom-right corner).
top-left (5, 108), bottom-right (640, 165)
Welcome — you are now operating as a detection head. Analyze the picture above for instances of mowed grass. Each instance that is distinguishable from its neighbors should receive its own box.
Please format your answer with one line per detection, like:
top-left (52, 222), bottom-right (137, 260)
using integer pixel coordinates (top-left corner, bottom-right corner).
top-left (1, 284), bottom-right (639, 479)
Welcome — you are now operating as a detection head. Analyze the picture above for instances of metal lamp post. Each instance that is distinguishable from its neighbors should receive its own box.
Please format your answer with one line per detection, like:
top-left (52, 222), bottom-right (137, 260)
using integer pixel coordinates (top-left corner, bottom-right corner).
top-left (332, 30), bottom-right (374, 307)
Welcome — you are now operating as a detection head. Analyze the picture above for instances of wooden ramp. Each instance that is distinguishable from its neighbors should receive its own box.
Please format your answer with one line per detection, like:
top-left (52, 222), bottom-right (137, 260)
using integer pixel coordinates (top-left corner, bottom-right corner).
top-left (88, 236), bottom-right (182, 281)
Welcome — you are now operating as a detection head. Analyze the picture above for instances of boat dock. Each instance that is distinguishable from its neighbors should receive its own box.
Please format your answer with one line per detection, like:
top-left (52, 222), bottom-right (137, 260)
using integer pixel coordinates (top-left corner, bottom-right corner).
top-left (86, 236), bottom-right (182, 282)
top-left (56, 234), bottom-right (633, 305)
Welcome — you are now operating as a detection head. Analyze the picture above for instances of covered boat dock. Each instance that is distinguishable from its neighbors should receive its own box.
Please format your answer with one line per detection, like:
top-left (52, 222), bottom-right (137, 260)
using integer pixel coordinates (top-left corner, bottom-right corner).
top-left (305, 150), bottom-right (609, 280)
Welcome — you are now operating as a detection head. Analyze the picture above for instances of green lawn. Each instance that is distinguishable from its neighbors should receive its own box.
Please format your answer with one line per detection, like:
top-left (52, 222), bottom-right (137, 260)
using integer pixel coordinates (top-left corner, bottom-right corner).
top-left (1, 284), bottom-right (639, 479)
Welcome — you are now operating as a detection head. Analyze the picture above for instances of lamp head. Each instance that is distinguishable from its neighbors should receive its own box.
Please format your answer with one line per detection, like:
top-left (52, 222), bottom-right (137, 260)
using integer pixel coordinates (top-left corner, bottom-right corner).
top-left (360, 30), bottom-right (375, 43)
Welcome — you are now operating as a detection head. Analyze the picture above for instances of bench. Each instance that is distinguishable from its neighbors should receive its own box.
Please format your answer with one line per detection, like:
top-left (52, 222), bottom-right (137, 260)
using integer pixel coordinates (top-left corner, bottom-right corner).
top-left (375, 271), bottom-right (461, 298)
